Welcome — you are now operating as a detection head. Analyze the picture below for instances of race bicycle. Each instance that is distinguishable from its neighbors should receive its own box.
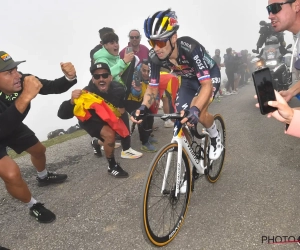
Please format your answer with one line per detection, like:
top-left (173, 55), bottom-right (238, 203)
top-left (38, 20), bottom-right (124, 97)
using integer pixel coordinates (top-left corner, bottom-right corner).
top-left (140, 113), bottom-right (226, 247)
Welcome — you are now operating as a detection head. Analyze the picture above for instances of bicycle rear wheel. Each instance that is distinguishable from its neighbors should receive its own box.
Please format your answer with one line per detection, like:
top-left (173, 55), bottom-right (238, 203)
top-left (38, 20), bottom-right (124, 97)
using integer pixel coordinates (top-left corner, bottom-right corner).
top-left (141, 143), bottom-right (192, 247)
top-left (205, 114), bottom-right (226, 183)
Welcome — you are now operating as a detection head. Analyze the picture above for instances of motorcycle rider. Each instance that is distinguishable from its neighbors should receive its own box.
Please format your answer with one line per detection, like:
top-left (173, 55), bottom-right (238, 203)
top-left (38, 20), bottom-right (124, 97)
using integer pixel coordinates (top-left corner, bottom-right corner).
top-left (253, 20), bottom-right (287, 56)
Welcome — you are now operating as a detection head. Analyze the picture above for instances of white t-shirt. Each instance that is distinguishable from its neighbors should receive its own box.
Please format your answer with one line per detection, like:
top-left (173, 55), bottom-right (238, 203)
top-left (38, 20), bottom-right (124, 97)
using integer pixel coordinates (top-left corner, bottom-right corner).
top-left (293, 31), bottom-right (300, 59)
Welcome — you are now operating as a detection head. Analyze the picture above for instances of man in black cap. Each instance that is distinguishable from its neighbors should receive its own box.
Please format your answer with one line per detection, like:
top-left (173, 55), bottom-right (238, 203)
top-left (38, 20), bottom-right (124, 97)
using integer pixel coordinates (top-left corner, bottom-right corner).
top-left (0, 51), bottom-right (77, 223)
top-left (58, 62), bottom-right (143, 178)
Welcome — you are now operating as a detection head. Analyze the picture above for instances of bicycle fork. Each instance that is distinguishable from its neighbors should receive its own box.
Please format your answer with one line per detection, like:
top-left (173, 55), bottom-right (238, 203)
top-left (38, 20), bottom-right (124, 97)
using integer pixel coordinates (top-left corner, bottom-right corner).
top-left (161, 139), bottom-right (183, 197)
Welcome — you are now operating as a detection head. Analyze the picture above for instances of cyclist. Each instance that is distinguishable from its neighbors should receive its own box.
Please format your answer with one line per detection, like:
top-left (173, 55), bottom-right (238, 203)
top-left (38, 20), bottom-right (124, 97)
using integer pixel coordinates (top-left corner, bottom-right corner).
top-left (131, 8), bottom-right (223, 160)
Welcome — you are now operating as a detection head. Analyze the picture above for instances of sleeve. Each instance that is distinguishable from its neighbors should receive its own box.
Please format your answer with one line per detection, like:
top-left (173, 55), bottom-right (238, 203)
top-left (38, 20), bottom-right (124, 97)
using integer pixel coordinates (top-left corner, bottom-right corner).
top-left (21, 74), bottom-right (77, 95)
top-left (0, 103), bottom-right (26, 139)
top-left (285, 110), bottom-right (300, 138)
top-left (190, 45), bottom-right (213, 82)
top-left (148, 61), bottom-right (161, 87)
top-left (95, 57), bottom-right (128, 79)
top-left (57, 100), bottom-right (75, 119)
top-left (117, 87), bottom-right (126, 108)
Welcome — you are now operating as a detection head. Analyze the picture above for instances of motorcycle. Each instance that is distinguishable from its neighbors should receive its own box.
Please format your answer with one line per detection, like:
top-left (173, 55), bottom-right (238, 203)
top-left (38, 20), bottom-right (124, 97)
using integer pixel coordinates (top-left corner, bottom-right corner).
top-left (251, 35), bottom-right (293, 91)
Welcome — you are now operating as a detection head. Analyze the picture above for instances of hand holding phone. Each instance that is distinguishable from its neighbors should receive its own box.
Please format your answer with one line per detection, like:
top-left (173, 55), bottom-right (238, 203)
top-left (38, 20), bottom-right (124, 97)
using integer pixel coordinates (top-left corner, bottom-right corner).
top-left (133, 70), bottom-right (141, 87)
top-left (123, 48), bottom-right (134, 63)
top-left (126, 47), bottom-right (133, 54)
top-left (252, 68), bottom-right (277, 115)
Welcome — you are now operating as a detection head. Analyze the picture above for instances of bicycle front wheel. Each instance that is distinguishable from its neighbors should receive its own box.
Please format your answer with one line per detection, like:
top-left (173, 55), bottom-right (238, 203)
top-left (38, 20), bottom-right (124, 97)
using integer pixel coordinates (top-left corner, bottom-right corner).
top-left (206, 114), bottom-right (226, 183)
top-left (141, 143), bottom-right (192, 247)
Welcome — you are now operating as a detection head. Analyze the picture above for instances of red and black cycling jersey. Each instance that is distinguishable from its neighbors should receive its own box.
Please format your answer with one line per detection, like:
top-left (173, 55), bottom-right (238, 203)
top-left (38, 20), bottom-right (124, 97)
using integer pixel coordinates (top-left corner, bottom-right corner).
top-left (148, 36), bottom-right (220, 87)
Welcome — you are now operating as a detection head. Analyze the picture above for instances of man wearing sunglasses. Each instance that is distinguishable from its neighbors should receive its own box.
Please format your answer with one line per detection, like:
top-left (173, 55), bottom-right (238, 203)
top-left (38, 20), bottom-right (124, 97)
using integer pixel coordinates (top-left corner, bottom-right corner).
top-left (0, 50), bottom-right (77, 223)
top-left (266, 0), bottom-right (300, 102)
top-left (58, 62), bottom-right (143, 178)
top-left (131, 8), bottom-right (223, 160)
top-left (119, 29), bottom-right (149, 64)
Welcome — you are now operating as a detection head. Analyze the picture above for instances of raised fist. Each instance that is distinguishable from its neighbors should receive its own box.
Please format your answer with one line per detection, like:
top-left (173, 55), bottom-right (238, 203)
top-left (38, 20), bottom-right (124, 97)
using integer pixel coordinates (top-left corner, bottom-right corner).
top-left (61, 62), bottom-right (76, 79)
top-left (22, 76), bottom-right (43, 100)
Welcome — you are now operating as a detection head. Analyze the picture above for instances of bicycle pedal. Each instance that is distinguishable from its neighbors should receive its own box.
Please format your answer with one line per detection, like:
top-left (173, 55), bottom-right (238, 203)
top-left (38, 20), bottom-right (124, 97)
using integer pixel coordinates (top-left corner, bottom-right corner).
top-left (193, 172), bottom-right (200, 180)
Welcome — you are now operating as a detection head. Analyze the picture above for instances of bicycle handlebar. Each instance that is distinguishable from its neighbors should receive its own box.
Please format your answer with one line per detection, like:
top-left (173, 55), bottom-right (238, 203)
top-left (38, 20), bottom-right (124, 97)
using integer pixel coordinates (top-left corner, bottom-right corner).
top-left (134, 113), bottom-right (206, 139)
top-left (148, 113), bottom-right (184, 121)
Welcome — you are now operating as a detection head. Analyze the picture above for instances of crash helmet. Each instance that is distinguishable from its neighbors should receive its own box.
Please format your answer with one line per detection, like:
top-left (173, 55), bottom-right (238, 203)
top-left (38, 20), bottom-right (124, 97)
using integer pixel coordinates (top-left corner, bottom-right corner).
top-left (144, 8), bottom-right (179, 40)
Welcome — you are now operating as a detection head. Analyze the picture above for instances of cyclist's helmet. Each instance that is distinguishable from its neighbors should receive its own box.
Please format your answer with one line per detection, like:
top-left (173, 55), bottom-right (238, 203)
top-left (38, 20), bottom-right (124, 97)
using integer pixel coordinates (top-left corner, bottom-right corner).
top-left (144, 9), bottom-right (179, 40)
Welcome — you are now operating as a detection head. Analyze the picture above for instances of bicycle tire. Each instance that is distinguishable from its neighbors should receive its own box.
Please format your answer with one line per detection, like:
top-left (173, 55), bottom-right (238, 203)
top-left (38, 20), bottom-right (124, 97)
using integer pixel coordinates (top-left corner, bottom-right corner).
top-left (141, 143), bottom-right (192, 247)
top-left (205, 114), bottom-right (226, 183)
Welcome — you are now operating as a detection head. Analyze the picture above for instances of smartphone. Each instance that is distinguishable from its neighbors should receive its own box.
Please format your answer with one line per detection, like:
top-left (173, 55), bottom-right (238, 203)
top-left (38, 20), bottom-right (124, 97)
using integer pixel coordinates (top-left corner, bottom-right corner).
top-left (126, 47), bottom-right (133, 53)
top-left (133, 70), bottom-right (141, 87)
top-left (252, 67), bottom-right (277, 115)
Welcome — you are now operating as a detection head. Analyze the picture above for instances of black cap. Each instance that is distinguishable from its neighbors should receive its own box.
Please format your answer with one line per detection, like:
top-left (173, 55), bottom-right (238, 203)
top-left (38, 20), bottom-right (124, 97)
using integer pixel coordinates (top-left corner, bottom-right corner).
top-left (0, 51), bottom-right (26, 72)
top-left (90, 62), bottom-right (111, 74)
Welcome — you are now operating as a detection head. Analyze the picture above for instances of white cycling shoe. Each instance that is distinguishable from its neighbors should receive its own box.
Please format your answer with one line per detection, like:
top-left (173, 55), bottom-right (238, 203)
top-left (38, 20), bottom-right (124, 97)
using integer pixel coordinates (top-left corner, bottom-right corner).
top-left (209, 131), bottom-right (223, 160)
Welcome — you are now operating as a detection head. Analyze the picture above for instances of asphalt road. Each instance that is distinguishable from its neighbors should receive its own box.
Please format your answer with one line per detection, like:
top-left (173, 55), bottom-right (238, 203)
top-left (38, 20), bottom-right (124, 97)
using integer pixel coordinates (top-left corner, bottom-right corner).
top-left (1, 83), bottom-right (300, 250)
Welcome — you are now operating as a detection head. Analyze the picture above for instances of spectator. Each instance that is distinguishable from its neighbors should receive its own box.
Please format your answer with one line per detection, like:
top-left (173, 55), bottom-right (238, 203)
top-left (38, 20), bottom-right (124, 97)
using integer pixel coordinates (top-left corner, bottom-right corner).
top-left (233, 51), bottom-right (243, 93)
top-left (212, 49), bottom-right (224, 97)
top-left (239, 50), bottom-right (249, 86)
top-left (266, 0), bottom-right (300, 102)
top-left (224, 48), bottom-right (236, 95)
top-left (125, 60), bottom-right (158, 152)
top-left (58, 62), bottom-right (143, 178)
top-left (90, 27), bottom-right (114, 64)
top-left (93, 32), bottom-right (135, 84)
top-left (212, 49), bottom-right (223, 69)
top-left (119, 29), bottom-right (149, 64)
top-left (0, 51), bottom-right (77, 223)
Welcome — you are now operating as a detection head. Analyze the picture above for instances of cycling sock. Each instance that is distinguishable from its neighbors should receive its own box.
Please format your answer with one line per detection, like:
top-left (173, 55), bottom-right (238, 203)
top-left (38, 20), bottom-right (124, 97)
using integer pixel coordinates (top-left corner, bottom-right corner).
top-left (37, 169), bottom-right (48, 179)
top-left (206, 121), bottom-right (218, 138)
top-left (107, 157), bottom-right (117, 168)
top-left (26, 197), bottom-right (37, 208)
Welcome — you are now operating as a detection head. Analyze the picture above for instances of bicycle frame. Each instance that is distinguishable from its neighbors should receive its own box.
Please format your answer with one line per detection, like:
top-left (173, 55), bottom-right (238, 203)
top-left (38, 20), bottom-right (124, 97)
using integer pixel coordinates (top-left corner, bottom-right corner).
top-left (161, 119), bottom-right (208, 197)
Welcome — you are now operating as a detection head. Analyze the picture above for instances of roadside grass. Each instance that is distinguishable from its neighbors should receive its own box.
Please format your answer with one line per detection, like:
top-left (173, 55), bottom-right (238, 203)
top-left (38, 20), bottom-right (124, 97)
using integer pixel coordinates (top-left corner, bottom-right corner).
top-left (8, 129), bottom-right (87, 159)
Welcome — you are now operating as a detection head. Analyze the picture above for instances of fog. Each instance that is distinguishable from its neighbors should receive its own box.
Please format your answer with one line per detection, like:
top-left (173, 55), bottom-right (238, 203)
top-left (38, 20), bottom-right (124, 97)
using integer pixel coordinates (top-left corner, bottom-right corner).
top-left (1, 0), bottom-right (295, 141)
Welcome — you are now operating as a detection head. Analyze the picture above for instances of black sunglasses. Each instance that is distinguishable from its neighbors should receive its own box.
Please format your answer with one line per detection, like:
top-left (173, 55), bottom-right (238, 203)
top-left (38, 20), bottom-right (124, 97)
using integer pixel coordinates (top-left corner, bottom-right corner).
top-left (266, 0), bottom-right (295, 14)
top-left (93, 73), bottom-right (109, 79)
top-left (130, 36), bottom-right (140, 39)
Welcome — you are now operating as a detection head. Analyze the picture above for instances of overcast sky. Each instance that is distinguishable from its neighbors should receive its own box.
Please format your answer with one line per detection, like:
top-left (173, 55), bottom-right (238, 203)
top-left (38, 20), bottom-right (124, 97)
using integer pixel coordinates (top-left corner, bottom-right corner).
top-left (2, 0), bottom-right (296, 141)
